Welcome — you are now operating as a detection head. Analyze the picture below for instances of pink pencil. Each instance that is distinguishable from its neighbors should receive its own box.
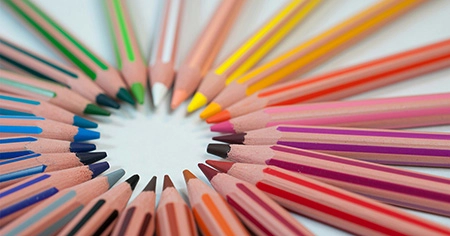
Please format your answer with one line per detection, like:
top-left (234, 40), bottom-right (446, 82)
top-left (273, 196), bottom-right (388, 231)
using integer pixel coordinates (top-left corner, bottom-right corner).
top-left (211, 93), bottom-right (450, 133)
top-left (208, 144), bottom-right (450, 215)
top-left (112, 176), bottom-right (157, 236)
top-left (0, 162), bottom-right (109, 227)
top-left (150, 0), bottom-right (184, 107)
top-left (198, 164), bottom-right (313, 236)
top-left (0, 169), bottom-right (124, 236)
top-left (207, 161), bottom-right (450, 235)
top-left (183, 169), bottom-right (249, 236)
top-left (213, 124), bottom-right (450, 166)
top-left (170, 0), bottom-right (245, 109)
top-left (59, 174), bottom-right (139, 236)
top-left (156, 175), bottom-right (197, 236)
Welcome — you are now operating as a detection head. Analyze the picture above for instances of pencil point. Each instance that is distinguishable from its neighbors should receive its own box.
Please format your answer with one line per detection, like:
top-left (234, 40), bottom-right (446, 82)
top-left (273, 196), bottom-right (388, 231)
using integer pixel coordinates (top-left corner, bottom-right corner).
top-left (198, 163), bottom-right (219, 181)
top-left (200, 102), bottom-right (222, 119)
top-left (74, 128), bottom-right (100, 141)
top-left (126, 174), bottom-right (140, 190)
top-left (207, 143), bottom-right (231, 158)
top-left (73, 115), bottom-right (98, 128)
top-left (84, 104), bottom-right (111, 116)
top-left (69, 142), bottom-right (96, 152)
top-left (75, 151), bottom-right (107, 164)
top-left (163, 175), bottom-right (174, 190)
top-left (88, 161), bottom-right (110, 178)
top-left (187, 92), bottom-right (207, 113)
top-left (171, 90), bottom-right (188, 109)
top-left (117, 87), bottom-right (136, 105)
top-left (151, 83), bottom-right (168, 107)
top-left (143, 176), bottom-right (157, 192)
top-left (96, 94), bottom-right (120, 109)
top-left (206, 110), bottom-right (231, 124)
top-left (131, 83), bottom-right (145, 104)
top-left (210, 121), bottom-right (234, 133)
top-left (182, 169), bottom-right (197, 183)
top-left (212, 133), bottom-right (245, 144)
top-left (106, 169), bottom-right (126, 187)
top-left (205, 160), bottom-right (233, 173)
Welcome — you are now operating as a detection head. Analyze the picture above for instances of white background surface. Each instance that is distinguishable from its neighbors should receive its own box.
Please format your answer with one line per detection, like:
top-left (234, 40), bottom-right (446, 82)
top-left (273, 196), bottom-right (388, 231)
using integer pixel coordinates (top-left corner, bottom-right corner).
top-left (1, 0), bottom-right (450, 234)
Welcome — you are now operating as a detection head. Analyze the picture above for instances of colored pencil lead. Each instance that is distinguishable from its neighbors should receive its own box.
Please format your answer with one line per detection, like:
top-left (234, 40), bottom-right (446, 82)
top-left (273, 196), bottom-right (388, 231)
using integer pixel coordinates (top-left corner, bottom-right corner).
top-left (76, 152), bottom-right (107, 164)
top-left (144, 176), bottom-right (157, 192)
top-left (207, 143), bottom-right (231, 158)
top-left (212, 133), bottom-right (245, 144)
top-left (198, 163), bottom-right (219, 181)
top-left (96, 94), bottom-right (120, 109)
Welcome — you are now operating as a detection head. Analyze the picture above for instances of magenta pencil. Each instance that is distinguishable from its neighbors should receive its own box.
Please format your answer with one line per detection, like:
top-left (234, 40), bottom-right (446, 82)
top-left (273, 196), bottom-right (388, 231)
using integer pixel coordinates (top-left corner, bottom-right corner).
top-left (211, 93), bottom-right (450, 133)
top-left (0, 169), bottom-right (125, 236)
top-left (0, 162), bottom-right (109, 227)
top-left (208, 144), bottom-right (450, 215)
top-left (213, 124), bottom-right (450, 166)
top-left (112, 176), bottom-right (157, 236)
top-left (207, 161), bottom-right (450, 235)
top-left (198, 164), bottom-right (313, 236)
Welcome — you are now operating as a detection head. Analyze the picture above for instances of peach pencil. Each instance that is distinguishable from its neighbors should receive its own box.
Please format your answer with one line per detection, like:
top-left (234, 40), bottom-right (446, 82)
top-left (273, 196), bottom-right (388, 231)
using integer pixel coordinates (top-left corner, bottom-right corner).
top-left (207, 161), bottom-right (450, 235)
top-left (59, 174), bottom-right (139, 236)
top-left (0, 136), bottom-right (96, 159)
top-left (150, 0), bottom-right (184, 106)
top-left (170, 0), bottom-right (245, 109)
top-left (0, 36), bottom-right (119, 108)
top-left (188, 0), bottom-right (322, 112)
top-left (105, 0), bottom-right (147, 104)
top-left (208, 144), bottom-right (450, 215)
top-left (211, 93), bottom-right (450, 133)
top-left (0, 116), bottom-right (100, 141)
top-left (0, 162), bottom-right (109, 227)
top-left (201, 0), bottom-right (425, 119)
top-left (0, 169), bottom-right (125, 236)
top-left (198, 164), bottom-right (313, 236)
top-left (0, 92), bottom-right (98, 128)
top-left (183, 170), bottom-right (249, 236)
top-left (156, 175), bottom-right (197, 236)
top-left (0, 152), bottom-right (106, 189)
top-left (112, 176), bottom-right (157, 236)
top-left (213, 124), bottom-right (450, 165)
top-left (206, 38), bottom-right (450, 122)
top-left (5, 0), bottom-right (135, 105)
top-left (0, 69), bottom-right (110, 116)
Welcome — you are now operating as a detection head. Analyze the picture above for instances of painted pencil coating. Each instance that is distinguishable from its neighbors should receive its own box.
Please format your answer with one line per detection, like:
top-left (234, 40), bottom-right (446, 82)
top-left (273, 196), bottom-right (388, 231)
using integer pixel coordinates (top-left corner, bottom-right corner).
top-left (201, 0), bottom-right (425, 119)
top-left (183, 170), bottom-right (249, 236)
top-left (0, 169), bottom-right (125, 236)
top-left (208, 161), bottom-right (450, 235)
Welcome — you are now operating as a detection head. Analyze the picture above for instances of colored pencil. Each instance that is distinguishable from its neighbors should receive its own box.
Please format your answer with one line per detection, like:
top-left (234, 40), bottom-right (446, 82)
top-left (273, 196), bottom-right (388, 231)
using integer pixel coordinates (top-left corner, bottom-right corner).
top-left (0, 116), bottom-right (100, 142)
top-left (0, 69), bottom-right (110, 116)
top-left (59, 174), bottom-right (139, 236)
top-left (0, 136), bottom-right (96, 159)
top-left (208, 144), bottom-right (450, 215)
top-left (198, 163), bottom-right (313, 236)
top-left (182, 169), bottom-right (249, 236)
top-left (0, 36), bottom-right (119, 109)
top-left (112, 176), bottom-right (157, 236)
top-left (156, 175), bottom-right (197, 236)
top-left (207, 160), bottom-right (450, 235)
top-left (188, 0), bottom-right (321, 113)
top-left (105, 0), bottom-right (147, 104)
top-left (213, 124), bottom-right (450, 166)
top-left (200, 0), bottom-right (425, 119)
top-left (0, 162), bottom-right (109, 227)
top-left (0, 92), bottom-right (98, 128)
top-left (207, 38), bottom-right (450, 122)
top-left (211, 93), bottom-right (450, 133)
top-left (0, 169), bottom-right (124, 236)
top-left (170, 0), bottom-right (245, 109)
top-left (0, 152), bottom-right (106, 189)
top-left (149, 0), bottom-right (184, 107)
top-left (5, 0), bottom-right (135, 105)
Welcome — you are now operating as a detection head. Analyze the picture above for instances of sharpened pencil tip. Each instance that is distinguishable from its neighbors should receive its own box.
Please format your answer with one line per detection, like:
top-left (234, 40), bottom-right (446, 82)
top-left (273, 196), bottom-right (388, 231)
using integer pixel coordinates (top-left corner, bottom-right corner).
top-left (96, 94), bottom-right (120, 109)
top-left (182, 169), bottom-right (197, 183)
top-left (212, 133), bottom-right (245, 144)
top-left (187, 92), bottom-right (207, 113)
top-left (143, 176), bottom-right (157, 192)
top-left (126, 174), bottom-right (140, 190)
top-left (76, 151), bottom-right (107, 164)
top-left (88, 161), bottom-right (110, 177)
top-left (206, 160), bottom-right (233, 173)
top-left (151, 83), bottom-right (168, 107)
top-left (131, 83), bottom-right (145, 104)
top-left (73, 116), bottom-right (98, 128)
top-left (171, 90), bottom-right (188, 110)
top-left (70, 142), bottom-right (96, 152)
top-left (163, 175), bottom-right (174, 190)
top-left (200, 102), bottom-right (222, 119)
top-left (74, 128), bottom-right (100, 141)
top-left (117, 87), bottom-right (136, 105)
top-left (106, 169), bottom-right (126, 187)
top-left (198, 163), bottom-right (219, 181)
top-left (84, 104), bottom-right (111, 116)
top-left (207, 143), bottom-right (231, 158)
top-left (207, 110), bottom-right (231, 124)
top-left (210, 121), bottom-right (234, 133)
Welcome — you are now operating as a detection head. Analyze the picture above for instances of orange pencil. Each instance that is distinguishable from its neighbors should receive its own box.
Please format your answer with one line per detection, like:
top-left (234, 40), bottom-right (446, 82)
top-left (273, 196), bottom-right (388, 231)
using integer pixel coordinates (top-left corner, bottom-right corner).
top-left (183, 170), bottom-right (249, 236)
top-left (170, 0), bottom-right (245, 109)
top-left (156, 175), bottom-right (197, 236)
